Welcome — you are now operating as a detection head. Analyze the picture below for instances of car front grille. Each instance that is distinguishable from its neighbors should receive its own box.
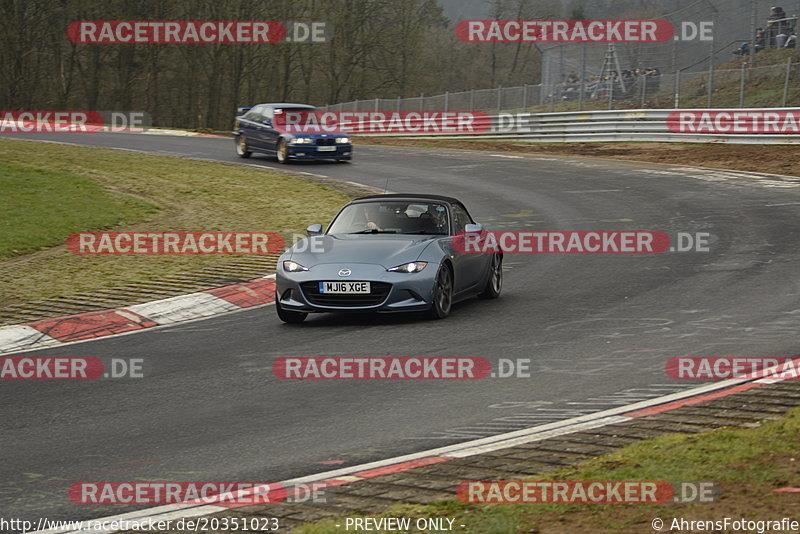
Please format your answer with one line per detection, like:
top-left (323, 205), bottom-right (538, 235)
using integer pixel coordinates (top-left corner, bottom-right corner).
top-left (300, 281), bottom-right (392, 307)
top-left (316, 138), bottom-right (336, 146)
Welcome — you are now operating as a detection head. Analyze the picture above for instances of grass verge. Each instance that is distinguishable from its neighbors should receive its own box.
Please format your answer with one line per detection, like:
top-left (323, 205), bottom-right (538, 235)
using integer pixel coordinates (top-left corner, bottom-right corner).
top-left (0, 138), bottom-right (349, 307)
top-left (293, 408), bottom-right (800, 533)
top-left (0, 162), bottom-right (157, 258)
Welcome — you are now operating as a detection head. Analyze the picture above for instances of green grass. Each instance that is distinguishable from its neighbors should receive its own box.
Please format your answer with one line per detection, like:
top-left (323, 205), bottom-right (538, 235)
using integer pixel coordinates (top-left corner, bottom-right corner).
top-left (0, 163), bottom-right (158, 259)
top-left (292, 407), bottom-right (800, 533)
top-left (0, 138), bottom-right (350, 306)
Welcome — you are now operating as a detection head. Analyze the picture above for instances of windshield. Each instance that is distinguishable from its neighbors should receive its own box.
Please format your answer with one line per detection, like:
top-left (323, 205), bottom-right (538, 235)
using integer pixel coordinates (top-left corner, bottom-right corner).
top-left (273, 108), bottom-right (337, 133)
top-left (327, 201), bottom-right (449, 235)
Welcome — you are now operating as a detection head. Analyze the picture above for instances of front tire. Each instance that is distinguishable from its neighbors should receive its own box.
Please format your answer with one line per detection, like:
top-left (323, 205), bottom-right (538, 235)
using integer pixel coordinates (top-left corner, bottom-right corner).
top-left (478, 254), bottom-right (503, 299)
top-left (235, 136), bottom-right (252, 158)
top-left (276, 139), bottom-right (289, 164)
top-left (428, 264), bottom-right (453, 319)
top-left (276, 295), bottom-right (307, 323)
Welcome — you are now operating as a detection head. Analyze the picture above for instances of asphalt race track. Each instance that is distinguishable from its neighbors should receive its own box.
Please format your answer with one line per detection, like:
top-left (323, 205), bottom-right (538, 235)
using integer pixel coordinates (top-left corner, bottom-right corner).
top-left (2, 132), bottom-right (799, 524)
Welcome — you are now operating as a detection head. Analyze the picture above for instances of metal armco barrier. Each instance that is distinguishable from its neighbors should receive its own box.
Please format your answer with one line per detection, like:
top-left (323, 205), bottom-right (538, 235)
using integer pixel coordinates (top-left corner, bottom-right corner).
top-left (350, 108), bottom-right (800, 144)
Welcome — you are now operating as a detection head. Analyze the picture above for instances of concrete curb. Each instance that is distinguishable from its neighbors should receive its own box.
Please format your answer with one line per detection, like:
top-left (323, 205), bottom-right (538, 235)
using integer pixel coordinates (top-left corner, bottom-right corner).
top-left (0, 275), bottom-right (276, 354)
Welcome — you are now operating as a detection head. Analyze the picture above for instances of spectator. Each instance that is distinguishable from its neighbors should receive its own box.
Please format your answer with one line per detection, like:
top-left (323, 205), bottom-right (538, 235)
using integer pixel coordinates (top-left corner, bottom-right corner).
top-left (561, 72), bottom-right (581, 100)
top-left (734, 28), bottom-right (766, 55)
top-left (777, 19), bottom-right (796, 48)
top-left (767, 6), bottom-right (793, 47)
top-left (645, 67), bottom-right (661, 92)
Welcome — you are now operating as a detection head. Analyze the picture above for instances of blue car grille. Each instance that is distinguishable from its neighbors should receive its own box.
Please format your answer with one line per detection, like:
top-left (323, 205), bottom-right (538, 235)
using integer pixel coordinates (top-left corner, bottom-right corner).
top-left (316, 138), bottom-right (336, 146)
top-left (300, 281), bottom-right (392, 307)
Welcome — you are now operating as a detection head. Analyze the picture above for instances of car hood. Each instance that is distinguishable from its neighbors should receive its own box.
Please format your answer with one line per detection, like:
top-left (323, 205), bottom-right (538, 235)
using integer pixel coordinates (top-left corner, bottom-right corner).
top-left (285, 130), bottom-right (349, 137)
top-left (287, 234), bottom-right (441, 268)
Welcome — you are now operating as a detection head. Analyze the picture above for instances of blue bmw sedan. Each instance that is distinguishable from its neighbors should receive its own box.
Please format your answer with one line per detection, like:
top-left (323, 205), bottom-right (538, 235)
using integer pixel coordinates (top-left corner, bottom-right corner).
top-left (233, 103), bottom-right (352, 163)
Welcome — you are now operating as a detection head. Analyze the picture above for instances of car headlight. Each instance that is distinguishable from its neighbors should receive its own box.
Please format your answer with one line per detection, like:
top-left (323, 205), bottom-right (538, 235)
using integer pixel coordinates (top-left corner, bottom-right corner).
top-left (283, 260), bottom-right (309, 272)
top-left (387, 261), bottom-right (428, 273)
top-left (336, 137), bottom-right (350, 144)
top-left (291, 137), bottom-right (313, 144)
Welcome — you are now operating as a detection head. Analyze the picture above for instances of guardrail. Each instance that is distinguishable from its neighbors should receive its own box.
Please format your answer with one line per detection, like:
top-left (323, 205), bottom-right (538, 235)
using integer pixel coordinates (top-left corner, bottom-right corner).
top-left (346, 108), bottom-right (800, 144)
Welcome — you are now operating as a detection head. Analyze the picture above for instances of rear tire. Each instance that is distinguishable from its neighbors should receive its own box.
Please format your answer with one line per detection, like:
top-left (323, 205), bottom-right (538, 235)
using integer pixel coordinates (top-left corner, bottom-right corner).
top-left (427, 265), bottom-right (453, 319)
top-left (235, 136), bottom-right (252, 158)
top-left (276, 294), bottom-right (307, 323)
top-left (478, 254), bottom-right (503, 299)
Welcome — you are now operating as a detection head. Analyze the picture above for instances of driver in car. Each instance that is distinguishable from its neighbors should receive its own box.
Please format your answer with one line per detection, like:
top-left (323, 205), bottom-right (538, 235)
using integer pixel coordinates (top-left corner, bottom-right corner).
top-left (365, 204), bottom-right (384, 230)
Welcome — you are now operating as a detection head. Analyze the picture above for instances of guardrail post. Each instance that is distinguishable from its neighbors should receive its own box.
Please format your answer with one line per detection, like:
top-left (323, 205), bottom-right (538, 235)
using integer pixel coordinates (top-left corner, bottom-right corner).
top-left (444, 91), bottom-right (449, 112)
top-left (522, 84), bottom-right (528, 110)
top-left (783, 57), bottom-right (792, 107)
top-left (396, 96), bottom-right (401, 111)
top-left (579, 43), bottom-right (586, 111)
top-left (674, 69), bottom-right (681, 108)
top-left (707, 41), bottom-right (715, 108)
top-left (739, 62), bottom-right (747, 108)
top-left (497, 85), bottom-right (503, 111)
top-left (707, 18), bottom-right (716, 108)
top-left (608, 76), bottom-right (613, 110)
top-left (640, 74), bottom-right (647, 108)
top-left (374, 98), bottom-right (379, 112)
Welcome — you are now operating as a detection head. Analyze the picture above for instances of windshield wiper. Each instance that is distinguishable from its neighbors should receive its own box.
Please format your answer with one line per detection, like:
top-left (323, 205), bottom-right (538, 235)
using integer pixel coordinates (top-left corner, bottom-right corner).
top-left (348, 229), bottom-right (397, 234)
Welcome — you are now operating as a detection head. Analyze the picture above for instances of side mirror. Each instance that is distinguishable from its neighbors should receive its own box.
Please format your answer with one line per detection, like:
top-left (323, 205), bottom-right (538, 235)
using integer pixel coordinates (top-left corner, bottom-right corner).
top-left (262, 119), bottom-right (272, 126)
top-left (464, 223), bottom-right (484, 233)
top-left (306, 224), bottom-right (323, 236)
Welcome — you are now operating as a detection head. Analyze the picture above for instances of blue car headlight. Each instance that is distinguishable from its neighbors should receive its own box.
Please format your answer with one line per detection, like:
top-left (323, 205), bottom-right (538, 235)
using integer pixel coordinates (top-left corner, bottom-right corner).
top-left (283, 260), bottom-right (309, 272)
top-left (336, 137), bottom-right (350, 144)
top-left (387, 261), bottom-right (428, 273)
top-left (290, 137), bottom-right (314, 144)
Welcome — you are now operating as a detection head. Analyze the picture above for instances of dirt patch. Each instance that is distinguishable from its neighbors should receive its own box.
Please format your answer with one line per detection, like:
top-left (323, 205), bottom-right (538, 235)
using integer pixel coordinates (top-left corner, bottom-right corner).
top-left (356, 138), bottom-right (800, 178)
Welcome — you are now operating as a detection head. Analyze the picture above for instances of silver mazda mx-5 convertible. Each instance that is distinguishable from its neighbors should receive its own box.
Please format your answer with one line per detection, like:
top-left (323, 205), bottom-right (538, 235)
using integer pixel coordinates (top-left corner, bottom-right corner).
top-left (275, 194), bottom-right (502, 323)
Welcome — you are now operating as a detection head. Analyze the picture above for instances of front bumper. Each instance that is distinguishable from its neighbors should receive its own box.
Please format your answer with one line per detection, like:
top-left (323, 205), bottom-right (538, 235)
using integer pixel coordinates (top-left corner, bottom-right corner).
top-left (287, 144), bottom-right (352, 160)
top-left (276, 262), bottom-right (437, 313)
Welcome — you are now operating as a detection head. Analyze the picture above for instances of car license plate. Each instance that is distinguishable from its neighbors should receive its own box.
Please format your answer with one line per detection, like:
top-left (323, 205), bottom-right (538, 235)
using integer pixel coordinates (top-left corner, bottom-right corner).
top-left (317, 146), bottom-right (336, 152)
top-left (319, 281), bottom-right (370, 294)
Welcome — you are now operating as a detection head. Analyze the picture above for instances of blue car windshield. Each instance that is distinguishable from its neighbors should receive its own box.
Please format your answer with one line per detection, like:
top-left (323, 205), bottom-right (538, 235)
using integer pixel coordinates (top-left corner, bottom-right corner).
top-left (327, 202), bottom-right (449, 235)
